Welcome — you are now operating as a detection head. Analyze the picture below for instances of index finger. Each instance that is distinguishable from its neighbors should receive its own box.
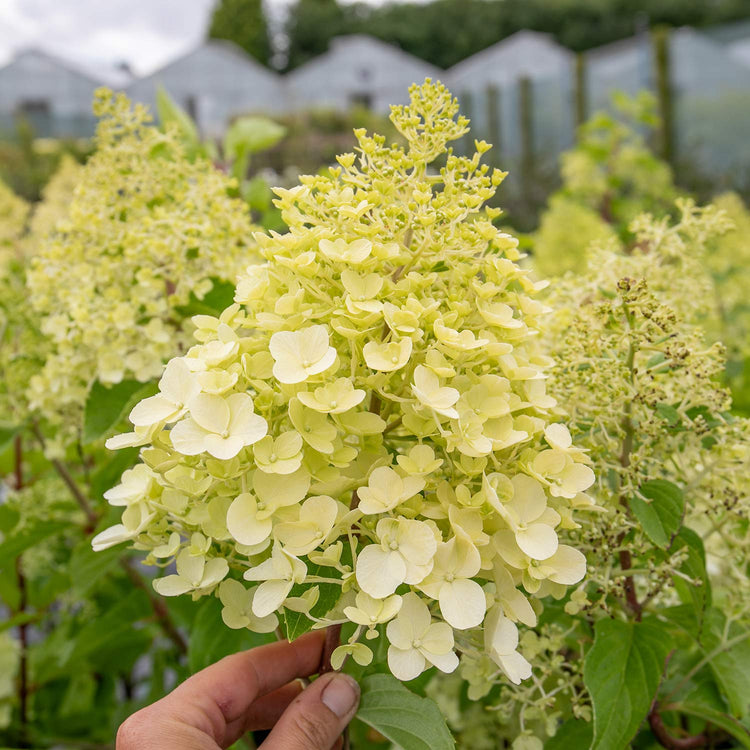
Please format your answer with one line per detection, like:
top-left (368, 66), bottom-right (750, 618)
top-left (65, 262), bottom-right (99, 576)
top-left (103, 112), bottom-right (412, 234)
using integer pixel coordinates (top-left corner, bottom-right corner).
top-left (164, 630), bottom-right (326, 744)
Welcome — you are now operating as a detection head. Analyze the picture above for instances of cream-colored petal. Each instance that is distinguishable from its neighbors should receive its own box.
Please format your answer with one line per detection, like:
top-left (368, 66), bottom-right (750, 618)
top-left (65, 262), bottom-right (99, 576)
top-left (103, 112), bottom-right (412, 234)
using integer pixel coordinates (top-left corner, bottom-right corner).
top-left (160, 358), bottom-right (199, 405)
top-left (227, 493), bottom-right (273, 546)
top-left (252, 579), bottom-right (292, 617)
top-left (204, 434), bottom-right (244, 460)
top-left (516, 523), bottom-right (559, 561)
top-left (169, 418), bottom-right (209, 456)
top-left (387, 646), bottom-right (426, 681)
top-left (254, 467), bottom-right (310, 509)
top-left (438, 579), bottom-right (486, 630)
top-left (546, 545), bottom-right (587, 584)
top-left (189, 394), bottom-right (230, 434)
top-left (152, 574), bottom-right (193, 597)
top-left (497, 650), bottom-right (532, 684)
top-left (510, 474), bottom-right (547, 524)
top-left (356, 546), bottom-right (405, 598)
top-left (129, 394), bottom-right (178, 427)
top-left (91, 524), bottom-right (131, 551)
top-left (422, 648), bottom-right (459, 675)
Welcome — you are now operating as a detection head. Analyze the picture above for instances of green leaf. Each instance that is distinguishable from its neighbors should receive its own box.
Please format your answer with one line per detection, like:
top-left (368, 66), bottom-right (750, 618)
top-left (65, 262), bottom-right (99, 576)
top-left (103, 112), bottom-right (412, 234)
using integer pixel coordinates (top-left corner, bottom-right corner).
top-left (83, 379), bottom-right (155, 444)
top-left (68, 538), bottom-right (123, 595)
top-left (188, 595), bottom-right (274, 673)
top-left (0, 503), bottom-right (20, 533)
top-left (545, 719), bottom-right (593, 750)
top-left (173, 277), bottom-right (237, 318)
top-left (0, 519), bottom-right (68, 569)
top-left (629, 479), bottom-right (684, 548)
top-left (283, 563), bottom-right (342, 640)
top-left (64, 589), bottom-right (152, 670)
top-left (661, 604), bottom-right (701, 639)
top-left (225, 116), bottom-right (285, 158)
top-left (156, 86), bottom-right (200, 153)
top-left (655, 403), bottom-right (681, 427)
top-left (677, 701), bottom-right (750, 747)
top-left (701, 609), bottom-right (750, 718)
top-left (584, 619), bottom-right (674, 750)
top-left (224, 116), bottom-right (285, 181)
top-left (356, 673), bottom-right (455, 750)
top-left (671, 528), bottom-right (711, 615)
top-left (89, 446), bottom-right (140, 502)
top-left (0, 422), bottom-right (20, 454)
top-left (242, 175), bottom-right (272, 211)
top-left (675, 668), bottom-right (750, 747)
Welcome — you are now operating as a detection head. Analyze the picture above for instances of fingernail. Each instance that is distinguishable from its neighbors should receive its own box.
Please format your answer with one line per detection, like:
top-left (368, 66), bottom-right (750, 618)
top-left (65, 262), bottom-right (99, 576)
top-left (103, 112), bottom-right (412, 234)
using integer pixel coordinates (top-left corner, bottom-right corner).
top-left (321, 674), bottom-right (359, 717)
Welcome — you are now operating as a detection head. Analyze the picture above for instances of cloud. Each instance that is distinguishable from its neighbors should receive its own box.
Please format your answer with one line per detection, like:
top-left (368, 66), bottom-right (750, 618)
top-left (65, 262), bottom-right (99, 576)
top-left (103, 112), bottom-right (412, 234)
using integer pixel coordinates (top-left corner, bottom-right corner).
top-left (0, 0), bottom-right (216, 74)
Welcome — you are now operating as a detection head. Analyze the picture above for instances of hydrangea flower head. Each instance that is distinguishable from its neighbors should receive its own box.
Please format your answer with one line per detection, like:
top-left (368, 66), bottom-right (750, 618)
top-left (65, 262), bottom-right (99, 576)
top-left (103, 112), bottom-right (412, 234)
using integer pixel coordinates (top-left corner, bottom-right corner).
top-left (97, 79), bottom-right (593, 688)
top-left (25, 89), bottom-right (257, 436)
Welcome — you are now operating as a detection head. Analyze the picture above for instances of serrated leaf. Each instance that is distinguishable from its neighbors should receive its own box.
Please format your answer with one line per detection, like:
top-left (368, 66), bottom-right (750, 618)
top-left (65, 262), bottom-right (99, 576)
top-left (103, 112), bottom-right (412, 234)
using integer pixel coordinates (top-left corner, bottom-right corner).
top-left (83, 379), bottom-right (155, 444)
top-left (584, 619), bottom-right (673, 750)
top-left (356, 673), bottom-right (455, 750)
top-left (629, 479), bottom-right (684, 548)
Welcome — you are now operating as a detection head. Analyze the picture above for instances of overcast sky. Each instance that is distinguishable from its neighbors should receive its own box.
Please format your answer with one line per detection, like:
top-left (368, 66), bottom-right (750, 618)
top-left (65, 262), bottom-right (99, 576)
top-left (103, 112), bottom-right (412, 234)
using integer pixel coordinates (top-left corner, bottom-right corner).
top-left (0, 0), bottom-right (277, 76)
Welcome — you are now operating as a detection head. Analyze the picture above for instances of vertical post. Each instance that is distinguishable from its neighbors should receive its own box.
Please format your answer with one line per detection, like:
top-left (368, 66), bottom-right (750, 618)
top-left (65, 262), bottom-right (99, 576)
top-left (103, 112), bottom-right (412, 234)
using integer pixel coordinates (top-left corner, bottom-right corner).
top-left (486, 85), bottom-right (501, 165)
top-left (519, 76), bottom-right (535, 209)
top-left (460, 90), bottom-right (474, 156)
top-left (652, 26), bottom-right (674, 166)
top-left (574, 52), bottom-right (588, 128)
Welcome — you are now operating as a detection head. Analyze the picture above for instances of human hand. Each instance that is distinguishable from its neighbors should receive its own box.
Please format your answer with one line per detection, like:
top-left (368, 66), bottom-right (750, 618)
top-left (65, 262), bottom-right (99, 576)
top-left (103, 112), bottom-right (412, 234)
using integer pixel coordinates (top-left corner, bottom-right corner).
top-left (116, 631), bottom-right (360, 749)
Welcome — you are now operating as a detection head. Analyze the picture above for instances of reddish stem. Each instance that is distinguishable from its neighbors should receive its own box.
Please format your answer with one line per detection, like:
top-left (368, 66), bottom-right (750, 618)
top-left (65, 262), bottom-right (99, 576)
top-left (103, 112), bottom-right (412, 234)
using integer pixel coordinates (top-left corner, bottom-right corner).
top-left (319, 624), bottom-right (343, 675)
top-left (649, 702), bottom-right (708, 749)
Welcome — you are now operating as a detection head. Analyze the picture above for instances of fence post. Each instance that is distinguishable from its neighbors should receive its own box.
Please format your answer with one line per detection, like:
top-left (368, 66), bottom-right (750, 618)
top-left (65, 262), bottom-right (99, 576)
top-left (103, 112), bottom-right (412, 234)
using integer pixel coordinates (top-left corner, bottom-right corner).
top-left (459, 89), bottom-right (474, 155)
top-left (485, 84), bottom-right (501, 165)
top-left (652, 26), bottom-right (674, 166)
top-left (574, 52), bottom-right (588, 128)
top-left (519, 76), bottom-right (535, 205)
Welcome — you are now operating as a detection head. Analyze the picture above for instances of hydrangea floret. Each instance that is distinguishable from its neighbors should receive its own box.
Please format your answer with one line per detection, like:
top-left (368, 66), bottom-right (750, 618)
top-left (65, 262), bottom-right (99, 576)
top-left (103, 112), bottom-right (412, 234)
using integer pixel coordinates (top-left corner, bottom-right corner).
top-left (96, 80), bottom-right (594, 686)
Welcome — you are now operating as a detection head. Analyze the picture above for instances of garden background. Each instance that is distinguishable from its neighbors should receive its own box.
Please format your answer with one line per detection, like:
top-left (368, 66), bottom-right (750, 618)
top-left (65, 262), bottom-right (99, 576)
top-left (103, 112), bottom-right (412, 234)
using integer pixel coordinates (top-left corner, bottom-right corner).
top-left (2, 1), bottom-right (750, 749)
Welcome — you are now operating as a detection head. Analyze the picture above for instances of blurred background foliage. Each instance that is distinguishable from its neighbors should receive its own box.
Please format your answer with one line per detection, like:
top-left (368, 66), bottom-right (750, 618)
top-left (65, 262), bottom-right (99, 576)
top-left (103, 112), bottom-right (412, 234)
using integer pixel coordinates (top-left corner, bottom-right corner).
top-left (208, 0), bottom-right (750, 70)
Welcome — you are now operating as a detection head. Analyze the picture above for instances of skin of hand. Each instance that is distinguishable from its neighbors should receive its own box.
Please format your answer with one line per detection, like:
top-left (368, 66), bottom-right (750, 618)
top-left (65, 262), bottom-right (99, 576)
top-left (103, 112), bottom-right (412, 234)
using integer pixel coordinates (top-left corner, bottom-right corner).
top-left (116, 630), bottom-right (360, 750)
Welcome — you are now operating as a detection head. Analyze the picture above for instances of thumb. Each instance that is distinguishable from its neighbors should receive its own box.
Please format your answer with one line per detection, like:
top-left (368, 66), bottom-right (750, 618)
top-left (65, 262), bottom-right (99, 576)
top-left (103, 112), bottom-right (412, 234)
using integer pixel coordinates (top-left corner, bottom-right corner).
top-left (260, 672), bottom-right (360, 750)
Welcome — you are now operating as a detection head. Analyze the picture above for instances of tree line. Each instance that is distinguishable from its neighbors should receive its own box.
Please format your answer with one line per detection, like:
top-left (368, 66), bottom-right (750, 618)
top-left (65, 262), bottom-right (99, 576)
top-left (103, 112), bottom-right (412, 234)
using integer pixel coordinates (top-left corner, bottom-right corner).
top-left (209, 0), bottom-right (750, 71)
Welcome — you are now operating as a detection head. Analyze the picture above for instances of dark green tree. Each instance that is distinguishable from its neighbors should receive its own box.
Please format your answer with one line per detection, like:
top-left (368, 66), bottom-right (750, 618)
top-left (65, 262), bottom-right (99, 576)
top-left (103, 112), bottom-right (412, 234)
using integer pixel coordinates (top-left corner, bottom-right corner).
top-left (284, 0), bottom-right (346, 70)
top-left (285, 0), bottom-right (750, 70)
top-left (209, 0), bottom-right (271, 66)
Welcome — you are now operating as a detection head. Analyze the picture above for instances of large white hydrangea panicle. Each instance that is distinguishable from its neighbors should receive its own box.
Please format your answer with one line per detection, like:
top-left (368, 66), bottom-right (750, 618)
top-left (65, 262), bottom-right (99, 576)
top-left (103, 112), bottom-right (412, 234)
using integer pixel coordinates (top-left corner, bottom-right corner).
top-left (96, 80), bottom-right (594, 688)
